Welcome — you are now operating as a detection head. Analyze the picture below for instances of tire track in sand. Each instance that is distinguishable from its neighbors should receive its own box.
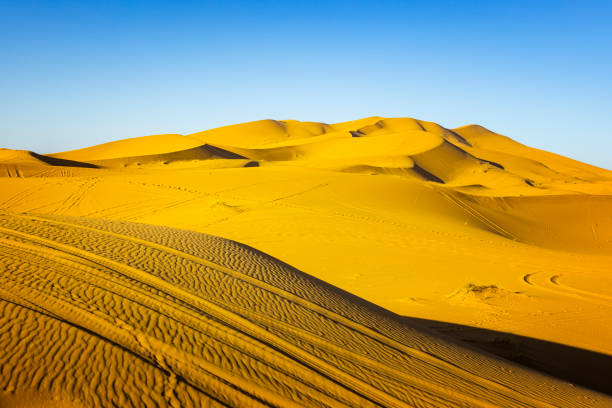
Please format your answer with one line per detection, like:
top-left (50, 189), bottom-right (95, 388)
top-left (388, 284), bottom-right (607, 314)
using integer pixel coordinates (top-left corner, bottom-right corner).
top-left (0, 213), bottom-right (605, 407)
top-left (13, 213), bottom-right (568, 408)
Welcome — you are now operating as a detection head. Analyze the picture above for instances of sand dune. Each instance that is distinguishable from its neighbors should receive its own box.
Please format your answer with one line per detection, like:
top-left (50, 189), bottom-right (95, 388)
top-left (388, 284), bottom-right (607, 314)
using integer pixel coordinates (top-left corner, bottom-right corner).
top-left (0, 213), bottom-right (608, 407)
top-left (1, 117), bottom-right (612, 407)
top-left (89, 144), bottom-right (252, 169)
top-left (0, 148), bottom-right (98, 178)
top-left (49, 134), bottom-right (204, 162)
top-left (188, 119), bottom-right (333, 148)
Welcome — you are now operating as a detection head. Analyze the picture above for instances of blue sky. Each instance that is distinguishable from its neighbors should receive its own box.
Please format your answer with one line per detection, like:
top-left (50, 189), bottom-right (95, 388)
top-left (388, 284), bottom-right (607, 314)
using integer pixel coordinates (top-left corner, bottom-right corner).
top-left (1, 1), bottom-right (611, 168)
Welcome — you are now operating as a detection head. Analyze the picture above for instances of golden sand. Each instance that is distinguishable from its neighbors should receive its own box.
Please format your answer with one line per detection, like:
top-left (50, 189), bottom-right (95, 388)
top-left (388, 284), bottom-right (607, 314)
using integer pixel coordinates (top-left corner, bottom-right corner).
top-left (1, 117), bottom-right (611, 407)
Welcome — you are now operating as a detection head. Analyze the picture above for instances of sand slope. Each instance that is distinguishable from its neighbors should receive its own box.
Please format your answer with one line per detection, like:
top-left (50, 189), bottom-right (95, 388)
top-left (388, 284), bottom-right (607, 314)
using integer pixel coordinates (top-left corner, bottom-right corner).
top-left (48, 134), bottom-right (204, 161)
top-left (188, 119), bottom-right (333, 147)
top-left (1, 117), bottom-right (612, 406)
top-left (0, 213), bottom-right (608, 407)
top-left (0, 148), bottom-right (98, 177)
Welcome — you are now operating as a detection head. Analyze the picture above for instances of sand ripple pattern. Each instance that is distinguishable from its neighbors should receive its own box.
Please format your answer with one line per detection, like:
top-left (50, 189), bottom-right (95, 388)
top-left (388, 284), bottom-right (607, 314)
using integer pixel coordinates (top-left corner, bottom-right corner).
top-left (0, 213), bottom-right (607, 407)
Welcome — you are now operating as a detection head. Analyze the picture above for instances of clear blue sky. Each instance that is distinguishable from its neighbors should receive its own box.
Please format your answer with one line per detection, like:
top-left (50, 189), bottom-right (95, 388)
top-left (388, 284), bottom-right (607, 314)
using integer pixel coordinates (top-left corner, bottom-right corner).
top-left (1, 1), bottom-right (611, 169)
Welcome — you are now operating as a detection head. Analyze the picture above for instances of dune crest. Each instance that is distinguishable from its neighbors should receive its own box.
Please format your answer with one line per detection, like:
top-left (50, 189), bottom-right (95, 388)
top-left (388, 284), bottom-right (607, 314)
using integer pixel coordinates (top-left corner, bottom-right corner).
top-left (49, 134), bottom-right (204, 162)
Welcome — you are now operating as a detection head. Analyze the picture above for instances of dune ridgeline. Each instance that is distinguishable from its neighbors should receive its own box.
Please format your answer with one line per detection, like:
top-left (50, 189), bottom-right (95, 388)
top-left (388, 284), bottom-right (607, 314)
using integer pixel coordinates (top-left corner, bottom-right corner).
top-left (1, 117), bottom-right (611, 407)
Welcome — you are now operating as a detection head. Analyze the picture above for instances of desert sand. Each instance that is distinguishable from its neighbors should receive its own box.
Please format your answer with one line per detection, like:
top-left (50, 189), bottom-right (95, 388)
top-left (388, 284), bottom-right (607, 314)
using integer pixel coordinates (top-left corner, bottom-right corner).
top-left (1, 117), bottom-right (611, 407)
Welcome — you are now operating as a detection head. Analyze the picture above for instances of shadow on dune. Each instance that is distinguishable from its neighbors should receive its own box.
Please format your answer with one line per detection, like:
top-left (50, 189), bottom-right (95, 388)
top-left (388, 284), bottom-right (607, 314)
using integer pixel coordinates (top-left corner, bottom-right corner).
top-left (403, 316), bottom-right (612, 396)
top-left (33, 152), bottom-right (98, 168)
top-left (229, 236), bottom-right (612, 397)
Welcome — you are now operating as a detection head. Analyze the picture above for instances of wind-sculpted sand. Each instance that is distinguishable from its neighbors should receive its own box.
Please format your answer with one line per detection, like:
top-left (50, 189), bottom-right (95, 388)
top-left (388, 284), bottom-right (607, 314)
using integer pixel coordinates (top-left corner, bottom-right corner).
top-left (0, 213), bottom-right (609, 407)
top-left (1, 117), bottom-right (612, 406)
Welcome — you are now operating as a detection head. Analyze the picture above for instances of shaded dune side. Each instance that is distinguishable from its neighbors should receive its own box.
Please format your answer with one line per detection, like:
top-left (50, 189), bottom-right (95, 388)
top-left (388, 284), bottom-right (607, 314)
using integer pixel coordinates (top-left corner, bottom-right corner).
top-left (0, 149), bottom-right (96, 168)
top-left (90, 144), bottom-right (249, 168)
top-left (0, 213), bottom-right (606, 407)
top-left (0, 149), bottom-right (98, 178)
top-left (452, 125), bottom-right (612, 181)
top-left (48, 134), bottom-right (204, 162)
top-left (405, 316), bottom-right (612, 397)
top-left (28, 152), bottom-right (98, 168)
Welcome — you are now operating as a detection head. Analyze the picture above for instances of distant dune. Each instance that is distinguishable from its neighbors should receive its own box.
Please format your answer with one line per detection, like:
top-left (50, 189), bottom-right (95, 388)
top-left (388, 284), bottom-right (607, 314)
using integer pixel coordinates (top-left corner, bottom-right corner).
top-left (1, 117), bottom-right (612, 407)
top-left (48, 134), bottom-right (204, 161)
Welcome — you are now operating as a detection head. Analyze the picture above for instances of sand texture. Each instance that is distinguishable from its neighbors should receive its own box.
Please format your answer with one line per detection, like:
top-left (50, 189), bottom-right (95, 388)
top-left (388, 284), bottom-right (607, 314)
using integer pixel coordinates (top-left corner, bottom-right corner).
top-left (1, 117), bottom-right (611, 407)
